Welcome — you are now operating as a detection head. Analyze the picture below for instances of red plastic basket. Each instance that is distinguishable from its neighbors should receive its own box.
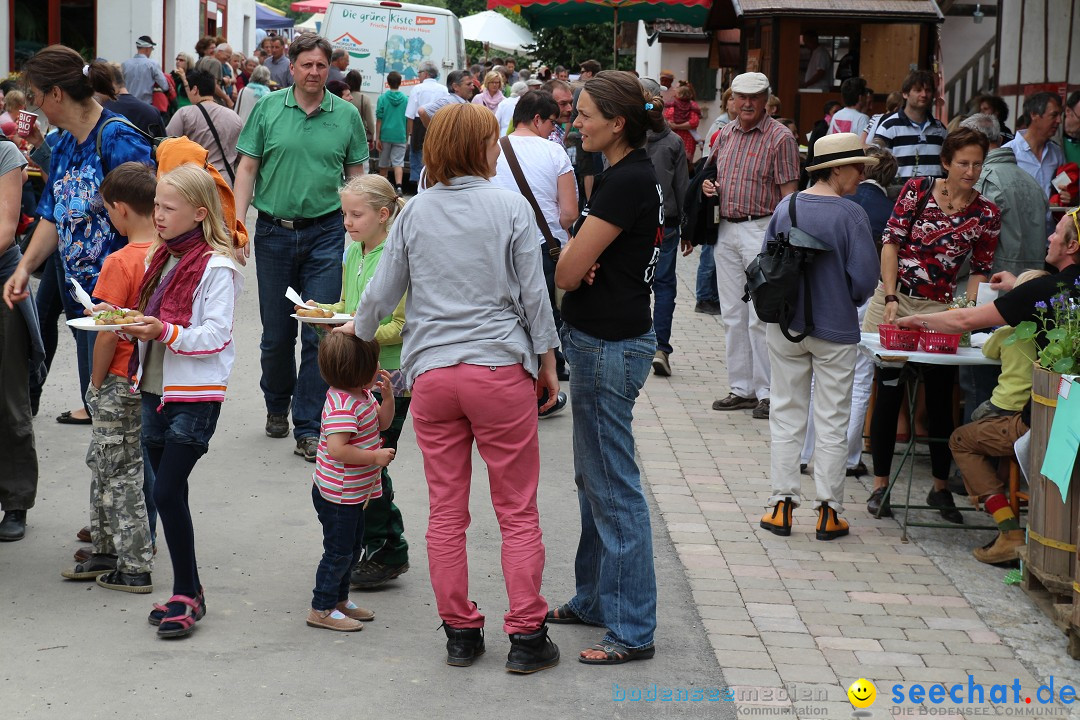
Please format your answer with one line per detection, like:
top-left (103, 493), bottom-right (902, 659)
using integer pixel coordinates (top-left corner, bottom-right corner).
top-left (879, 324), bottom-right (921, 351)
top-left (919, 330), bottom-right (961, 354)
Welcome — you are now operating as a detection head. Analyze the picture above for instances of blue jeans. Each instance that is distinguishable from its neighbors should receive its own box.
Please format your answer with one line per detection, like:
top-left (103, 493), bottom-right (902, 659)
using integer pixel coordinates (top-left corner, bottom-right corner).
top-left (560, 323), bottom-right (657, 650)
top-left (695, 243), bottom-right (718, 303)
top-left (29, 250), bottom-right (64, 410)
top-left (142, 395), bottom-right (220, 596)
top-left (253, 213), bottom-right (345, 439)
top-left (57, 273), bottom-right (97, 413)
top-left (653, 226), bottom-right (679, 355)
top-left (311, 484), bottom-right (365, 611)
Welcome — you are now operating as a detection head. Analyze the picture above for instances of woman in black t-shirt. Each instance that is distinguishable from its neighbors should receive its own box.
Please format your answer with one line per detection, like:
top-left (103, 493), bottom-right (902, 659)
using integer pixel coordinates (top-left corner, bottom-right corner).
top-left (550, 71), bottom-right (665, 665)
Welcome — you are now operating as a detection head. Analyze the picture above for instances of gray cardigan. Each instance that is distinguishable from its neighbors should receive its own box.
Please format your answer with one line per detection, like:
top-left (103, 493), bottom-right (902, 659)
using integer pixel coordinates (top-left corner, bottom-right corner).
top-left (354, 176), bottom-right (559, 388)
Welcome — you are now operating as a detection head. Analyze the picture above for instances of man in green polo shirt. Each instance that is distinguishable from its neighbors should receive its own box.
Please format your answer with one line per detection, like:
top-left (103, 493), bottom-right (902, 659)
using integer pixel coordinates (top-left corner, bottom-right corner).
top-left (234, 32), bottom-right (369, 462)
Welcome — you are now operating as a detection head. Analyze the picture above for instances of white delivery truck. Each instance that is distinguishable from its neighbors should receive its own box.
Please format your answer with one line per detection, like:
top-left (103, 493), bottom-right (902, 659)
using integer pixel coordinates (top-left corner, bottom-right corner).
top-left (322, 1), bottom-right (466, 97)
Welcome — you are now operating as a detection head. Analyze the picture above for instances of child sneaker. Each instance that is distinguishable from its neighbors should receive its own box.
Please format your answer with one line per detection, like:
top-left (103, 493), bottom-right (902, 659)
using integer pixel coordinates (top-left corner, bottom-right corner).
top-left (307, 608), bottom-right (364, 632)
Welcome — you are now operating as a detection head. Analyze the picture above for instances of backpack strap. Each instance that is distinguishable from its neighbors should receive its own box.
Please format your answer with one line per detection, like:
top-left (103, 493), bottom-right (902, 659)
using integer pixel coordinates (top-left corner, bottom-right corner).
top-left (780, 192), bottom-right (812, 343)
top-left (193, 102), bottom-right (235, 183)
top-left (910, 176), bottom-right (934, 227)
top-left (95, 116), bottom-right (155, 168)
top-left (787, 190), bottom-right (798, 229)
top-left (499, 136), bottom-right (561, 261)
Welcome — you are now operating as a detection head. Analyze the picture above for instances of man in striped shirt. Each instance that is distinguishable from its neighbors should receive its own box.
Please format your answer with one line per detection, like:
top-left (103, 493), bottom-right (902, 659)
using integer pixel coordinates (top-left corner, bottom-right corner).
top-left (872, 70), bottom-right (947, 179)
top-left (703, 72), bottom-right (800, 420)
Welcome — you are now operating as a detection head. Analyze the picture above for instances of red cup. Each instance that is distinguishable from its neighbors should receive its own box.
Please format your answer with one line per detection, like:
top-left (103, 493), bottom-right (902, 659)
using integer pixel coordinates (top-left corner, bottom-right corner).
top-left (16, 110), bottom-right (36, 138)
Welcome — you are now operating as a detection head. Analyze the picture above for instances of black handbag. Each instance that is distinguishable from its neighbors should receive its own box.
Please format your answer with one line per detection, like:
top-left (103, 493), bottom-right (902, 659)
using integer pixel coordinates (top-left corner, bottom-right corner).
top-left (682, 156), bottom-right (720, 247)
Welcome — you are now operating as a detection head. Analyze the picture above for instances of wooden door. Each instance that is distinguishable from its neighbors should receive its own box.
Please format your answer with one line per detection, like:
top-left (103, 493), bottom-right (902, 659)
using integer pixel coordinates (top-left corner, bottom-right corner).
top-left (861, 24), bottom-right (921, 94)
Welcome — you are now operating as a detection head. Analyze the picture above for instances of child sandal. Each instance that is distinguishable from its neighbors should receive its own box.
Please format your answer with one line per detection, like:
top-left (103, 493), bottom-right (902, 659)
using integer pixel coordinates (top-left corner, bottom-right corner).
top-left (155, 594), bottom-right (205, 638)
top-left (149, 588), bottom-right (205, 626)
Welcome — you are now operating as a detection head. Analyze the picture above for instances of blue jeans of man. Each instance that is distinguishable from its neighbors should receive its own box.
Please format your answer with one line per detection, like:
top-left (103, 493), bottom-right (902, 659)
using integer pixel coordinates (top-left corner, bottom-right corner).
top-left (254, 213), bottom-right (345, 440)
top-left (311, 484), bottom-right (365, 611)
top-left (560, 323), bottom-right (657, 650)
top-left (695, 243), bottom-right (718, 303)
top-left (653, 226), bottom-right (679, 355)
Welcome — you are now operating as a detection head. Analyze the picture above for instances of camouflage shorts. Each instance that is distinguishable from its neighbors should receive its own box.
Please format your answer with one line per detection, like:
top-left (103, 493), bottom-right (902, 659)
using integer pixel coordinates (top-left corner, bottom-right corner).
top-left (85, 375), bottom-right (152, 573)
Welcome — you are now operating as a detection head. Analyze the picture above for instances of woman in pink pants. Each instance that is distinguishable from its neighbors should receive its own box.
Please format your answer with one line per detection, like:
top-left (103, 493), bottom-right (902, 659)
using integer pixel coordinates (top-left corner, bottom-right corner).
top-left (344, 103), bottom-right (562, 674)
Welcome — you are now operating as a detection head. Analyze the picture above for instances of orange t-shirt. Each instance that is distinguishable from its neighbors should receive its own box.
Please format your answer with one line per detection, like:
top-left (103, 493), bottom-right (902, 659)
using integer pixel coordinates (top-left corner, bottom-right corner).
top-left (93, 241), bottom-right (152, 379)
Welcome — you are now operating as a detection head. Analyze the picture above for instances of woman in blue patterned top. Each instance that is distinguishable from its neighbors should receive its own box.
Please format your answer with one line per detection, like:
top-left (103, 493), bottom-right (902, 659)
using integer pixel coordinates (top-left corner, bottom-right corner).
top-left (3, 45), bottom-right (155, 423)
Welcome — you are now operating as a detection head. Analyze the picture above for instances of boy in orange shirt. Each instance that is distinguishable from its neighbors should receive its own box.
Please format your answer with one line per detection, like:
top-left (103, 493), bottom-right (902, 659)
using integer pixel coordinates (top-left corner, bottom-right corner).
top-left (61, 162), bottom-right (157, 593)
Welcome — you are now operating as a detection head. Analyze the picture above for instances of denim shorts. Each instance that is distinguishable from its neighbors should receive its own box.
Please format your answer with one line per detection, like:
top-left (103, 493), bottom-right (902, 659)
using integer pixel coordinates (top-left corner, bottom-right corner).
top-left (141, 394), bottom-right (221, 457)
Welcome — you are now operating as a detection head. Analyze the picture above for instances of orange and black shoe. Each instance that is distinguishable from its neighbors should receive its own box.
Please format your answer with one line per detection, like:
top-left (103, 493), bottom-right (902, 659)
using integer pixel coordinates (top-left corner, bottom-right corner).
top-left (760, 499), bottom-right (794, 536)
top-left (816, 503), bottom-right (849, 541)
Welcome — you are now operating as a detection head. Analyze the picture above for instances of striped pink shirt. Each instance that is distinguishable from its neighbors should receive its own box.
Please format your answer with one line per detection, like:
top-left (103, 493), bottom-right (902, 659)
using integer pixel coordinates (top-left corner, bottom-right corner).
top-left (313, 388), bottom-right (384, 505)
top-left (711, 114), bottom-right (801, 218)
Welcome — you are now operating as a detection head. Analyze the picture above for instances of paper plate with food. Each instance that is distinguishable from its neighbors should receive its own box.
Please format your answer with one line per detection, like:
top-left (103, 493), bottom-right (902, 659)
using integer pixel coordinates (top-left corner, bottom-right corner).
top-left (67, 309), bottom-right (149, 331)
top-left (291, 305), bottom-right (353, 325)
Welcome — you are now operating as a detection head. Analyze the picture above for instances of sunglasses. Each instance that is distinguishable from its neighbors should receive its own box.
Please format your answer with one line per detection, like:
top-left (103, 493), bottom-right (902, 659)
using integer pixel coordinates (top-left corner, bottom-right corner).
top-left (1069, 206), bottom-right (1079, 241)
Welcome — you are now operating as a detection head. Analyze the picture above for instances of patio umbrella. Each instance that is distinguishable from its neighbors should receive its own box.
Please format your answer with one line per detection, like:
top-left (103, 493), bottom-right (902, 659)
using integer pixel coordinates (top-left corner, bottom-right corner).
top-left (488, 0), bottom-right (711, 64)
top-left (460, 11), bottom-right (537, 55)
top-left (291, 0), bottom-right (329, 12)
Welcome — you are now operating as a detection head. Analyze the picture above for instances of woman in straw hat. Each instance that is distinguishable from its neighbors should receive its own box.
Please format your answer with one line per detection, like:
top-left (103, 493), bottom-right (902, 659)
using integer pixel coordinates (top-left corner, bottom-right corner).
top-left (759, 133), bottom-right (880, 541)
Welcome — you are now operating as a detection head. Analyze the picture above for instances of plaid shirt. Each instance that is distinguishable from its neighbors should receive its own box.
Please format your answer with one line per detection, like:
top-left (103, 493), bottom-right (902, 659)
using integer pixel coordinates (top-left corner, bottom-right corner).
top-left (710, 114), bottom-right (800, 218)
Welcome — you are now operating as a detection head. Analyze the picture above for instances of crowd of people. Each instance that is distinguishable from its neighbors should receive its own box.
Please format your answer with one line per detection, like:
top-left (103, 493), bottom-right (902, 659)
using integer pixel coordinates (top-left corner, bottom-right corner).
top-left (0, 29), bottom-right (1078, 676)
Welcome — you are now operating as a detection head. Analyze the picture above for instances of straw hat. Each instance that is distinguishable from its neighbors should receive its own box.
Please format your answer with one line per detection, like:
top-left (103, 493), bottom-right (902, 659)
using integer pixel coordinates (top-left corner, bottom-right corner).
top-left (805, 133), bottom-right (879, 172)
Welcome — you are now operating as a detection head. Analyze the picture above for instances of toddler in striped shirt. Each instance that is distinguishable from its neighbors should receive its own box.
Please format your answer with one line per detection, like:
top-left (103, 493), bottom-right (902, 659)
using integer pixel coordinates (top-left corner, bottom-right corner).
top-left (307, 332), bottom-right (396, 632)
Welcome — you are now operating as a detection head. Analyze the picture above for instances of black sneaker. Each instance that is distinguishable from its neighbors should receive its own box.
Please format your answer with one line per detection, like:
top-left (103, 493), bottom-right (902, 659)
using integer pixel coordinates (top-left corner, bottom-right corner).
top-left (266, 412), bottom-right (289, 439)
top-left (926, 488), bottom-right (964, 524)
top-left (96, 569), bottom-right (153, 594)
top-left (751, 398), bottom-right (771, 419)
top-left (0, 510), bottom-right (27, 542)
top-left (351, 560), bottom-right (410, 589)
top-left (295, 436), bottom-right (318, 462)
top-left (539, 392), bottom-right (567, 419)
top-left (694, 300), bottom-right (722, 315)
top-left (443, 624), bottom-right (485, 667)
top-left (506, 624), bottom-right (560, 674)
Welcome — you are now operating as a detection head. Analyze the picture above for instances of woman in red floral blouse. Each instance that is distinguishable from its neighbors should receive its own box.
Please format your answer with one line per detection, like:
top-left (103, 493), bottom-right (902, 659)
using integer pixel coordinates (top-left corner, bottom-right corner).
top-left (862, 128), bottom-right (1001, 521)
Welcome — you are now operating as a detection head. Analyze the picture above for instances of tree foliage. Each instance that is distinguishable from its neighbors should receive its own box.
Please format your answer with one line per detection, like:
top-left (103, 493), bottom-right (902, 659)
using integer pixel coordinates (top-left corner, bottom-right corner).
top-left (528, 24), bottom-right (633, 72)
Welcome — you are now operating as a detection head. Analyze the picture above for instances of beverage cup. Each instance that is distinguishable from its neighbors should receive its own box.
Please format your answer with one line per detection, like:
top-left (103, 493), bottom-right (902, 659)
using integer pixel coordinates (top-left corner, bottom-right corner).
top-left (16, 110), bottom-right (36, 138)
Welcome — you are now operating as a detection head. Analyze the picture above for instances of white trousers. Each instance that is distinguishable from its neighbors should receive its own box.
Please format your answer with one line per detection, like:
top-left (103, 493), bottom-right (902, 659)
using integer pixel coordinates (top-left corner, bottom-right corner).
top-left (800, 300), bottom-right (873, 468)
top-left (766, 323), bottom-right (856, 512)
top-left (713, 218), bottom-right (771, 400)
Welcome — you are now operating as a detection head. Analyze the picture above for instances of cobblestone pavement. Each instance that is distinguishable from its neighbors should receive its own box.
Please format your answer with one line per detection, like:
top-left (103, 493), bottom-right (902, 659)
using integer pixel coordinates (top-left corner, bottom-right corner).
top-left (632, 252), bottom-right (1080, 720)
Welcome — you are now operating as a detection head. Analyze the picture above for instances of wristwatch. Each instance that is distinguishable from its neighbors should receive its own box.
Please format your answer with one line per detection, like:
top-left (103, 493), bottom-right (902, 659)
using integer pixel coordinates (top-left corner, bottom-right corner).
top-left (884, 294), bottom-right (899, 304)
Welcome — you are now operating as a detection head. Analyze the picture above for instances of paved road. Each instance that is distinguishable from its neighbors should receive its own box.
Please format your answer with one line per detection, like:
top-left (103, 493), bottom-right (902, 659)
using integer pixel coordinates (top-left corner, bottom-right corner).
top-left (2, 240), bottom-right (730, 719)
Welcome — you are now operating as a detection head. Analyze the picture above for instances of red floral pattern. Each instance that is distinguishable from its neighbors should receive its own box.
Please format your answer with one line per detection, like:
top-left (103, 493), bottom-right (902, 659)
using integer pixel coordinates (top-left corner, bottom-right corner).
top-left (882, 178), bottom-right (1001, 302)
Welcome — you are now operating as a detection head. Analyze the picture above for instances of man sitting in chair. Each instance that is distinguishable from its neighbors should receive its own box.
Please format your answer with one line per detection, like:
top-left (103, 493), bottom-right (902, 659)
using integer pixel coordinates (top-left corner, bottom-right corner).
top-left (899, 210), bottom-right (1080, 564)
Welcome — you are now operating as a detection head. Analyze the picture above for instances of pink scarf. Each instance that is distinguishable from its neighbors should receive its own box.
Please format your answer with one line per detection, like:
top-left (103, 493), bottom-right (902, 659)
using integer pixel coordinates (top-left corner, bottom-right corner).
top-left (474, 89), bottom-right (503, 112)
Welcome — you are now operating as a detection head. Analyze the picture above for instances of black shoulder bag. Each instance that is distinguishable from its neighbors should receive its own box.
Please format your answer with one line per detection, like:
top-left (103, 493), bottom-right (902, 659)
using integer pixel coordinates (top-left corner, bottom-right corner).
top-left (743, 193), bottom-right (832, 343)
top-left (499, 136), bottom-right (561, 263)
top-left (193, 103), bottom-right (235, 183)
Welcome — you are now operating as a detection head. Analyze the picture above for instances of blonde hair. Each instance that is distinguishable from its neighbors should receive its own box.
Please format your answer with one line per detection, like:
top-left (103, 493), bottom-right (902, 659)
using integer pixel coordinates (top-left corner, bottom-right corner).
top-left (483, 71), bottom-right (503, 89)
top-left (339, 174), bottom-right (405, 227)
top-left (1014, 269), bottom-right (1050, 287)
top-left (155, 164), bottom-right (233, 258)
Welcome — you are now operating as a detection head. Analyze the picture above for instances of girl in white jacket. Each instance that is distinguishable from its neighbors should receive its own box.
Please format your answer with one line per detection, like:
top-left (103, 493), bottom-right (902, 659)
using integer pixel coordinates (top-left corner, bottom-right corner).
top-left (125, 163), bottom-right (243, 639)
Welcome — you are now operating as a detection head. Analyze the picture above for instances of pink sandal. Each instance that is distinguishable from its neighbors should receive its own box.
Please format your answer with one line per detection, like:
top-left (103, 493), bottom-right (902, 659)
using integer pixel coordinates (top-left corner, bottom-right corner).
top-left (148, 587), bottom-right (205, 627)
top-left (156, 595), bottom-right (202, 638)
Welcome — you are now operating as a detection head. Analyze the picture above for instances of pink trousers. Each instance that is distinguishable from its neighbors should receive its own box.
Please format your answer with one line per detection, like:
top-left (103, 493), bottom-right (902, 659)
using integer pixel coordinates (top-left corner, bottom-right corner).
top-left (410, 363), bottom-right (548, 635)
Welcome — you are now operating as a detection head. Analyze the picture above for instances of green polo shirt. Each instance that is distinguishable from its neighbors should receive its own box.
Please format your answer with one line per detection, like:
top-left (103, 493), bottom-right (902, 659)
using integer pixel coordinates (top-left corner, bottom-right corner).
top-left (236, 86), bottom-right (369, 219)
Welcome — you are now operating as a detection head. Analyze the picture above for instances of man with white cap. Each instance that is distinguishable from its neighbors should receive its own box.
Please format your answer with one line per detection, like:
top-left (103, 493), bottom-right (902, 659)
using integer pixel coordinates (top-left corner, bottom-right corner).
top-left (702, 71), bottom-right (800, 420)
top-left (121, 36), bottom-right (170, 106)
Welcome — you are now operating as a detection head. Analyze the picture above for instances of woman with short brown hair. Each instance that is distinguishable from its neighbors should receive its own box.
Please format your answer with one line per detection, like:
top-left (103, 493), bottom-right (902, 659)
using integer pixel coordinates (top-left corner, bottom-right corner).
top-left (345, 102), bottom-right (561, 673)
